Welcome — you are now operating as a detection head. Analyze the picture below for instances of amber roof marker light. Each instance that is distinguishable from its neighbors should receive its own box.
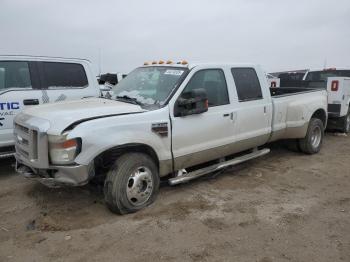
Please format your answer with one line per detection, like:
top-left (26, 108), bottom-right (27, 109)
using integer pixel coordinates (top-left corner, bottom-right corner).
top-left (176, 60), bottom-right (188, 65)
top-left (143, 60), bottom-right (186, 66)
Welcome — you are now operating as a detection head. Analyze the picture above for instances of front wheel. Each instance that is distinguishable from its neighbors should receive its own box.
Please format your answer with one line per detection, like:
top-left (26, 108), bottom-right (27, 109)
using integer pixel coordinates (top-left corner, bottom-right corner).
top-left (298, 118), bottom-right (324, 154)
top-left (104, 153), bottom-right (160, 214)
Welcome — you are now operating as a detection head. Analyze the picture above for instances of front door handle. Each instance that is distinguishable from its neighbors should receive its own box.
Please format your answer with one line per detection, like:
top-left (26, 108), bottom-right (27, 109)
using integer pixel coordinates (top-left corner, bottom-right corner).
top-left (224, 112), bottom-right (237, 122)
top-left (23, 99), bottom-right (39, 106)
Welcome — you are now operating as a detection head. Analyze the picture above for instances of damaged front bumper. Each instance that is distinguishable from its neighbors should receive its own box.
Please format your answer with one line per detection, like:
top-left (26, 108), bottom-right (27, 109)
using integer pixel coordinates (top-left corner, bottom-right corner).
top-left (15, 156), bottom-right (94, 187)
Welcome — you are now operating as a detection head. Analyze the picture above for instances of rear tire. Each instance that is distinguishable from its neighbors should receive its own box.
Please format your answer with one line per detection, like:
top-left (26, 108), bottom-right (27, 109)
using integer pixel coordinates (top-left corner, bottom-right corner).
top-left (298, 118), bottom-right (324, 154)
top-left (104, 153), bottom-right (160, 214)
top-left (341, 110), bottom-right (350, 133)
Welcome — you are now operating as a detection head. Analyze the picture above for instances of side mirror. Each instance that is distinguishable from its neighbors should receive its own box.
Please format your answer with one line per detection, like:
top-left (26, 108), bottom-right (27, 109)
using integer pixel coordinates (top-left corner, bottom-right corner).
top-left (174, 88), bottom-right (208, 117)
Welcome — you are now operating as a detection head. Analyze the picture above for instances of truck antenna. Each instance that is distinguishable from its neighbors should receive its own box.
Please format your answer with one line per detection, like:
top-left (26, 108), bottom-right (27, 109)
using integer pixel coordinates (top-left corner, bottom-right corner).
top-left (323, 58), bottom-right (327, 69)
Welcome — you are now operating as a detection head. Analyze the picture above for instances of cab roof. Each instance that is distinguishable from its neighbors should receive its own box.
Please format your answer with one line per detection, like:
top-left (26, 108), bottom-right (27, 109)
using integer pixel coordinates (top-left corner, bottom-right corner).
top-left (308, 67), bottom-right (350, 72)
top-left (0, 55), bottom-right (91, 64)
top-left (141, 61), bottom-right (257, 70)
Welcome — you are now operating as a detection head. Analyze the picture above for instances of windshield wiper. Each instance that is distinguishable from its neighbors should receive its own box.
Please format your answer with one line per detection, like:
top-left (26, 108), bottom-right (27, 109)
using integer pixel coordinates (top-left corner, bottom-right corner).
top-left (116, 95), bottom-right (144, 106)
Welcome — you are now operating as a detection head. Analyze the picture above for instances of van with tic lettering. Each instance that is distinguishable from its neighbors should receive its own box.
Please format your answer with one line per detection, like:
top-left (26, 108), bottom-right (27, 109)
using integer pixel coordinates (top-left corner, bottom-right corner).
top-left (0, 55), bottom-right (100, 158)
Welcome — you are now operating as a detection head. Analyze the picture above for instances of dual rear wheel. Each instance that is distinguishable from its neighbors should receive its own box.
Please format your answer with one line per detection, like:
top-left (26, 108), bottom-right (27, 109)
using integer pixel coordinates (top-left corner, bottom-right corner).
top-left (298, 118), bottom-right (324, 154)
top-left (341, 111), bottom-right (350, 133)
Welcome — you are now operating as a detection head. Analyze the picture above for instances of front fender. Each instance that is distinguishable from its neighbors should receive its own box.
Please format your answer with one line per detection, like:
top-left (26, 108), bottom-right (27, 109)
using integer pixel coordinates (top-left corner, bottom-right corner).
top-left (75, 130), bottom-right (171, 165)
top-left (66, 111), bottom-right (172, 167)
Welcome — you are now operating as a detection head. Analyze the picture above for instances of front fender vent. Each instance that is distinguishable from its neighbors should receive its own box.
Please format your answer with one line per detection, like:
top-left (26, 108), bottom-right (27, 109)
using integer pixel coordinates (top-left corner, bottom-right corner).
top-left (151, 123), bottom-right (168, 137)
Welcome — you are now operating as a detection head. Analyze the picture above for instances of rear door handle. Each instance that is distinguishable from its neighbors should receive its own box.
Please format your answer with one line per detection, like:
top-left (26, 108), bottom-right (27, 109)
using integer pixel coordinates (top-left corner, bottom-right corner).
top-left (23, 99), bottom-right (39, 105)
top-left (230, 112), bottom-right (237, 122)
top-left (223, 113), bottom-right (230, 117)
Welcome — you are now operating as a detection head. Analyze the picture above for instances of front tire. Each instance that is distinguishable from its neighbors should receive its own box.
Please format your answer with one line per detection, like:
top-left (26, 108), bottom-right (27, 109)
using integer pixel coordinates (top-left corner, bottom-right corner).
top-left (298, 118), bottom-right (324, 154)
top-left (104, 153), bottom-right (160, 214)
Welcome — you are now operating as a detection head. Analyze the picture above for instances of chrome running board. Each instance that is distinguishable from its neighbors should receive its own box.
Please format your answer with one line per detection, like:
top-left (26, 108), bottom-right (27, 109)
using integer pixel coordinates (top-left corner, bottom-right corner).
top-left (168, 148), bottom-right (270, 186)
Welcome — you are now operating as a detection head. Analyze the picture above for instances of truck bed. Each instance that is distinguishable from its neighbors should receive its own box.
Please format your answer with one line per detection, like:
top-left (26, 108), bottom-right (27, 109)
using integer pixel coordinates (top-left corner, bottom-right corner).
top-left (269, 87), bottom-right (327, 143)
top-left (270, 87), bottom-right (321, 97)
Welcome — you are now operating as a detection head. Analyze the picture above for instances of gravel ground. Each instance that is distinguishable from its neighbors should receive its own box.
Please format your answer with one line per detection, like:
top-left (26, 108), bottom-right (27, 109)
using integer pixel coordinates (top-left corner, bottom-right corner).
top-left (0, 133), bottom-right (349, 262)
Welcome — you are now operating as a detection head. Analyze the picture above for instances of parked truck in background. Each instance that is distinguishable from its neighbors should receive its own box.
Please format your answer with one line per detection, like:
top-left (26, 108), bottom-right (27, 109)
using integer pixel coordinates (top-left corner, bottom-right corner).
top-left (0, 55), bottom-right (101, 158)
top-left (268, 70), bottom-right (308, 88)
top-left (98, 72), bottom-right (127, 98)
top-left (14, 61), bottom-right (327, 214)
top-left (303, 68), bottom-right (350, 133)
top-left (279, 71), bottom-right (306, 87)
top-left (266, 73), bottom-right (280, 88)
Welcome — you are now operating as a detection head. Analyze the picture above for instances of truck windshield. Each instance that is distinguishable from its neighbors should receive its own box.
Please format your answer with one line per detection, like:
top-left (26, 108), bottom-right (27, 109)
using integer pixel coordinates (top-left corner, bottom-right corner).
top-left (305, 70), bottom-right (350, 81)
top-left (112, 66), bottom-right (188, 108)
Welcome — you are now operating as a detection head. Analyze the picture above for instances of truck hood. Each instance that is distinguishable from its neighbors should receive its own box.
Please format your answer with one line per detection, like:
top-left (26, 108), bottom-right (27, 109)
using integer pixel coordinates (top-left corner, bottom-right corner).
top-left (22, 98), bottom-right (146, 133)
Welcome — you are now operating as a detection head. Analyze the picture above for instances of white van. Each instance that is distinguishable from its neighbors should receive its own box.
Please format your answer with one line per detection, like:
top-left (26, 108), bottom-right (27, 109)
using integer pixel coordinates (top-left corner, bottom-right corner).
top-left (0, 55), bottom-right (100, 157)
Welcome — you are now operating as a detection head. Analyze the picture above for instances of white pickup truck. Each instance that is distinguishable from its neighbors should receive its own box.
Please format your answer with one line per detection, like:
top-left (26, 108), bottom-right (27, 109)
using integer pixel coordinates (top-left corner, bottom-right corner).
top-left (14, 61), bottom-right (327, 214)
top-left (0, 55), bottom-right (101, 158)
top-left (303, 68), bottom-right (350, 133)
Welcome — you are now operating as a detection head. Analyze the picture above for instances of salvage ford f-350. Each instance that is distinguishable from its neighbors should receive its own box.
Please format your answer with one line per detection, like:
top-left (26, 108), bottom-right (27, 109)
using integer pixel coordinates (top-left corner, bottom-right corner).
top-left (14, 61), bottom-right (328, 214)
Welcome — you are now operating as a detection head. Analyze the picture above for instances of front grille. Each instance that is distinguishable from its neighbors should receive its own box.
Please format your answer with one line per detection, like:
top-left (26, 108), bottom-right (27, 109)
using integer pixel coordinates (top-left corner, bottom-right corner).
top-left (21, 138), bottom-right (29, 146)
top-left (17, 147), bottom-right (29, 158)
top-left (14, 115), bottom-right (50, 168)
top-left (15, 123), bottom-right (29, 134)
top-left (14, 123), bottom-right (38, 161)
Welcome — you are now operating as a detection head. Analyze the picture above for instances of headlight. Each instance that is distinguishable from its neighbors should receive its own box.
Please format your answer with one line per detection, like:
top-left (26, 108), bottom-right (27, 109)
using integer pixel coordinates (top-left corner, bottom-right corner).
top-left (48, 133), bottom-right (81, 165)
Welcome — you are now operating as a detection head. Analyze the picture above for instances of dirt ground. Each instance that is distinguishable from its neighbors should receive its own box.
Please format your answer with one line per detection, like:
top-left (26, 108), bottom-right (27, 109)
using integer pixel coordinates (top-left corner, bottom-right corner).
top-left (0, 133), bottom-right (349, 262)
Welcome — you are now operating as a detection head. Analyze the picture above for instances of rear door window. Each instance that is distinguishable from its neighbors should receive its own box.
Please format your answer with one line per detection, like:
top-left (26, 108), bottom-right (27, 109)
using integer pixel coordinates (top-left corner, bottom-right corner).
top-left (41, 62), bottom-right (88, 89)
top-left (0, 61), bottom-right (31, 90)
top-left (231, 68), bottom-right (263, 102)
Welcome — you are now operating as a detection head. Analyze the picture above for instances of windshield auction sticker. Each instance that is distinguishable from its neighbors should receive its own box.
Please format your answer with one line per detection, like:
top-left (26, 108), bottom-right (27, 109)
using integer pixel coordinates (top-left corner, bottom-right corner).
top-left (164, 69), bottom-right (184, 76)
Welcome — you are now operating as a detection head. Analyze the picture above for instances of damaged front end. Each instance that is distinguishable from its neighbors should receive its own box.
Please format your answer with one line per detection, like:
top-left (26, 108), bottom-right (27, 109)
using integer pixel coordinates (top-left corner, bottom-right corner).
top-left (15, 160), bottom-right (94, 188)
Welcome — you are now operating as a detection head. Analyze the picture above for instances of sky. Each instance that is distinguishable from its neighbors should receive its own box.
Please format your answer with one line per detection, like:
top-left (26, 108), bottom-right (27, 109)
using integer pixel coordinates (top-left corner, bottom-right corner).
top-left (1, 0), bottom-right (349, 75)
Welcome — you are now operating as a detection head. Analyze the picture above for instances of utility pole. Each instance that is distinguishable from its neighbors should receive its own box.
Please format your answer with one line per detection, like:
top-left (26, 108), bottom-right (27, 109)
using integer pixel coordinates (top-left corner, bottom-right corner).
top-left (98, 48), bottom-right (102, 76)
